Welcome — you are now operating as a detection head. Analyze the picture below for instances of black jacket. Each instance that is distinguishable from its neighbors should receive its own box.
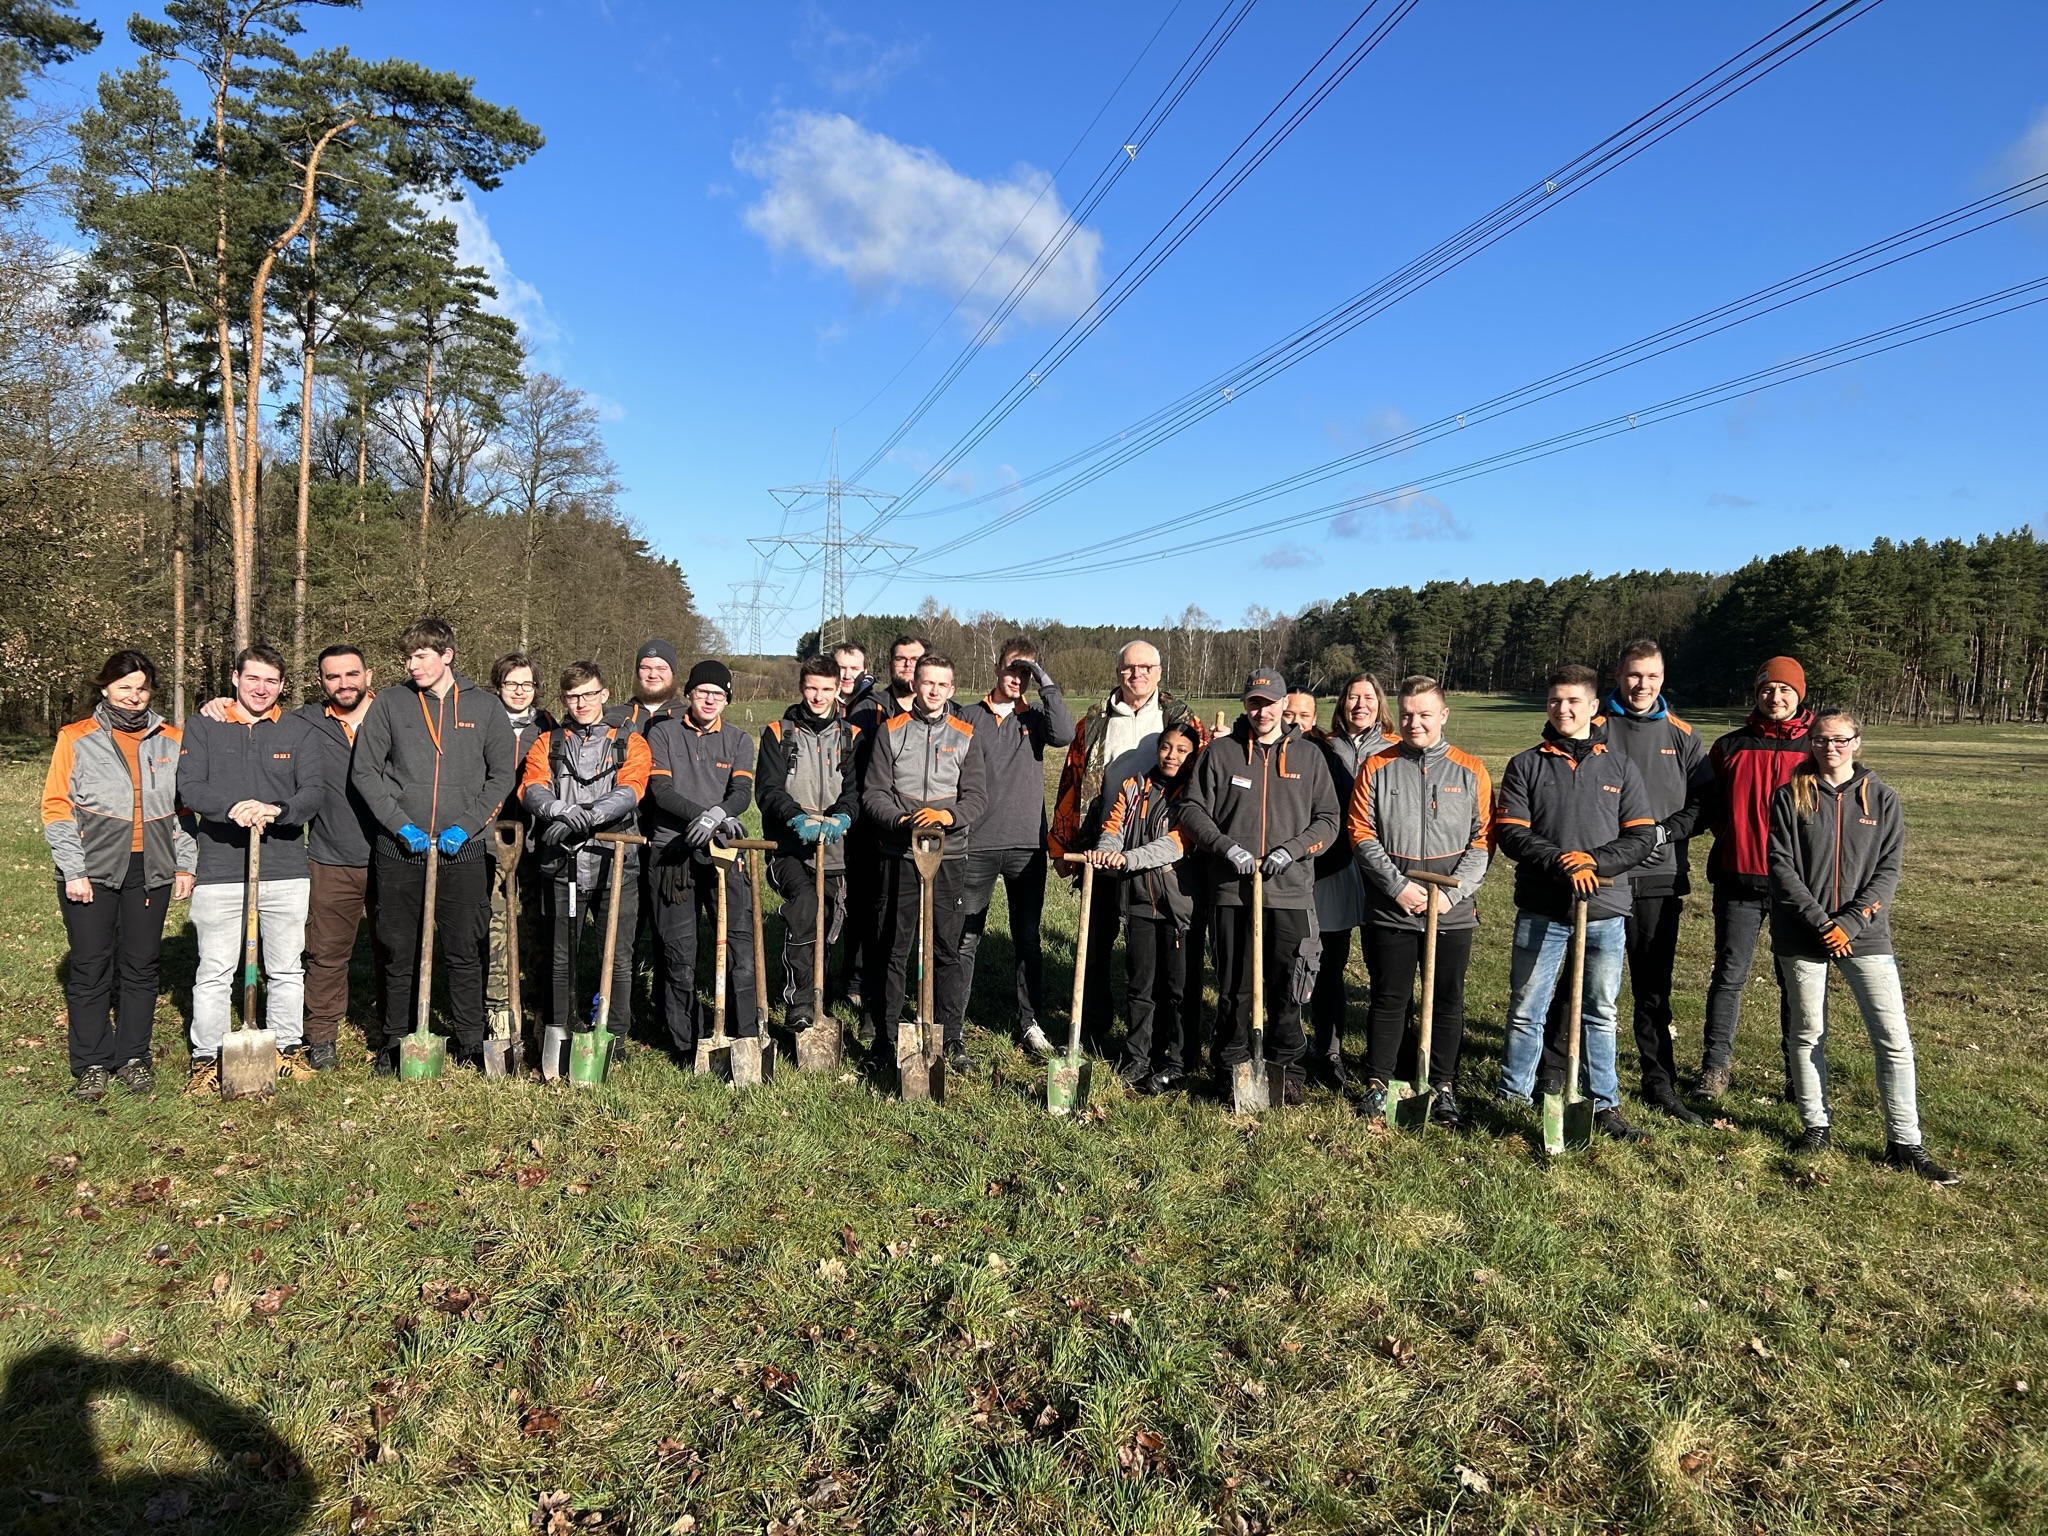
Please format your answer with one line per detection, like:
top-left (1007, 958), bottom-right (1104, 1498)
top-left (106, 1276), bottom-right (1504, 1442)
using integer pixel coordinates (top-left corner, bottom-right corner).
top-left (1767, 766), bottom-right (1904, 959)
top-left (1178, 718), bottom-right (1340, 912)
top-left (350, 673), bottom-right (519, 864)
top-left (644, 713), bottom-right (755, 860)
top-left (176, 705), bottom-right (325, 885)
top-left (756, 704), bottom-right (862, 869)
top-left (1600, 692), bottom-right (1709, 897)
top-left (957, 685), bottom-right (1075, 853)
top-left (1492, 723), bottom-right (1660, 922)
top-left (288, 699), bottom-right (381, 868)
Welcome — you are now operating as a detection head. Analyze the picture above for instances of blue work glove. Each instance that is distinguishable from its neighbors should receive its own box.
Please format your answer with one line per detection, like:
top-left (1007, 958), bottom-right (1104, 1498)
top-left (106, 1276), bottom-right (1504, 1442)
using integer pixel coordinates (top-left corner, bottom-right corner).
top-left (1260, 847), bottom-right (1293, 878)
top-left (1225, 844), bottom-right (1256, 876)
top-left (821, 812), bottom-right (852, 845)
top-left (396, 822), bottom-right (430, 855)
top-left (436, 826), bottom-right (469, 858)
top-left (684, 808), bottom-right (722, 848)
top-left (790, 814), bottom-right (821, 844)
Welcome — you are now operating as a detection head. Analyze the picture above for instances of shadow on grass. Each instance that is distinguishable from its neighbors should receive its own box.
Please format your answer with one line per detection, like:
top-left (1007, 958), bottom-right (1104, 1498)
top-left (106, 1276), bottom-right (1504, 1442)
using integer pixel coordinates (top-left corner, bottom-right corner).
top-left (0, 1344), bottom-right (317, 1532)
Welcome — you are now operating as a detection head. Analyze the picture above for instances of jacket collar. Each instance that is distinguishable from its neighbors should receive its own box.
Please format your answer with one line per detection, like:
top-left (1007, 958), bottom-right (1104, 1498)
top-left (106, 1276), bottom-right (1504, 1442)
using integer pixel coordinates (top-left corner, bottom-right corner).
top-left (1539, 720), bottom-right (1605, 762)
top-left (783, 701), bottom-right (839, 733)
top-left (1605, 688), bottom-right (1667, 721)
top-left (1748, 706), bottom-right (1813, 740)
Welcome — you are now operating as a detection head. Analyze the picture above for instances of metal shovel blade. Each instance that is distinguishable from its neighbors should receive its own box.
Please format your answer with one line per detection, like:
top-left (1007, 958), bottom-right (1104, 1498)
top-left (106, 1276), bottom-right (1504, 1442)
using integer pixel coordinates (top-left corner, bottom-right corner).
top-left (1540, 1089), bottom-right (1569, 1156)
top-left (728, 1034), bottom-right (764, 1088)
top-left (1390, 1081), bottom-right (1430, 1133)
top-left (568, 1028), bottom-right (612, 1087)
top-left (1564, 1095), bottom-right (1595, 1152)
top-left (219, 1026), bottom-right (278, 1101)
top-left (927, 1040), bottom-right (947, 1105)
top-left (480, 1038), bottom-right (513, 1079)
top-left (896, 1021), bottom-right (930, 1102)
top-left (695, 1034), bottom-right (733, 1079)
top-left (794, 1019), bottom-right (841, 1072)
top-left (399, 1029), bottom-right (446, 1081)
top-left (540, 1026), bottom-right (569, 1083)
top-left (1046, 1052), bottom-right (1090, 1116)
top-left (1231, 1056), bottom-right (1273, 1117)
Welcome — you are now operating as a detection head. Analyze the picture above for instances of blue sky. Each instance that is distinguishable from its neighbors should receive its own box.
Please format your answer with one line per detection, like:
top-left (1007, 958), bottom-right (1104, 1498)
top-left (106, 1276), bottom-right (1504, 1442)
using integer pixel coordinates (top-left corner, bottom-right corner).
top-left (50, 0), bottom-right (2048, 650)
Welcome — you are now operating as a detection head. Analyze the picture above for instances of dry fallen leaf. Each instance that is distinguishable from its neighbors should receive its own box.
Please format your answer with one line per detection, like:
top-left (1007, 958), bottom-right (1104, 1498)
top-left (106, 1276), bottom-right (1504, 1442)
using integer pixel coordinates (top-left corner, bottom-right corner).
top-left (816, 1258), bottom-right (847, 1285)
top-left (520, 1405), bottom-right (562, 1437)
top-left (515, 1166), bottom-right (545, 1190)
top-left (840, 1225), bottom-right (858, 1256)
top-left (1455, 1464), bottom-right (1491, 1495)
top-left (249, 1285), bottom-right (293, 1316)
top-left (1745, 1336), bottom-right (1773, 1361)
top-left (1679, 1450), bottom-right (1707, 1477)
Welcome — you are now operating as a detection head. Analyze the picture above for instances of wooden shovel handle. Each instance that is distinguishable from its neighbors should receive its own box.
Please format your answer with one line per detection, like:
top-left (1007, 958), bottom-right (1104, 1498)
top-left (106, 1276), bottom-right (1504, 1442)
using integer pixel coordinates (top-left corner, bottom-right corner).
top-left (721, 837), bottom-right (778, 851)
top-left (1408, 869), bottom-right (1462, 889)
top-left (595, 830), bottom-right (647, 847)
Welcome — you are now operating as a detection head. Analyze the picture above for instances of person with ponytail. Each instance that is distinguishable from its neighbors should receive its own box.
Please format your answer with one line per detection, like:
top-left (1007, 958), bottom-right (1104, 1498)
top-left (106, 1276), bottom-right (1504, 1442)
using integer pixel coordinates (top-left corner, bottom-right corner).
top-left (42, 651), bottom-right (196, 1101)
top-left (1766, 707), bottom-right (1957, 1183)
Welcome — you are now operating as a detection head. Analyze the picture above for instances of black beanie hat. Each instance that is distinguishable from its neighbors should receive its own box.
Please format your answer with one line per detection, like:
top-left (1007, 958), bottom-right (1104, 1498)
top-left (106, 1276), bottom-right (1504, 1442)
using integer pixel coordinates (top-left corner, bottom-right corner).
top-left (686, 659), bottom-right (733, 695)
top-left (636, 638), bottom-right (678, 671)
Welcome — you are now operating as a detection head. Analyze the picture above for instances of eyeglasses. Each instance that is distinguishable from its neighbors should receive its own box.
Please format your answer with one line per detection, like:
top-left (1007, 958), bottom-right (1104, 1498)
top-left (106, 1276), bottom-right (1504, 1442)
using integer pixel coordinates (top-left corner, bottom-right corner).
top-left (1117, 663), bottom-right (1159, 675)
top-left (501, 680), bottom-right (536, 694)
top-left (1814, 735), bottom-right (1860, 748)
top-left (562, 687), bottom-right (605, 704)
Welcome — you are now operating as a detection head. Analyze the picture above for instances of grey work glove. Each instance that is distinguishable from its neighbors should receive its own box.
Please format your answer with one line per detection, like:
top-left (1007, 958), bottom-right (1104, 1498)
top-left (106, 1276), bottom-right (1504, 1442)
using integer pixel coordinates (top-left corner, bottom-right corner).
top-left (1260, 847), bottom-right (1293, 878)
top-left (719, 816), bottom-right (745, 842)
top-left (1025, 658), bottom-right (1054, 691)
top-left (1225, 844), bottom-right (1257, 876)
top-left (685, 808), bottom-right (723, 848)
top-left (554, 804), bottom-right (593, 837)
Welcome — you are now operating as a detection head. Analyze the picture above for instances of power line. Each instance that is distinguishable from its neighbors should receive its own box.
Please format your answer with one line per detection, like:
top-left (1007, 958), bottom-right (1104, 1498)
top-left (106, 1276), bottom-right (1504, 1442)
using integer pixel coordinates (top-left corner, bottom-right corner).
top-left (750, 431), bottom-right (912, 651)
top-left (721, 578), bottom-right (786, 658)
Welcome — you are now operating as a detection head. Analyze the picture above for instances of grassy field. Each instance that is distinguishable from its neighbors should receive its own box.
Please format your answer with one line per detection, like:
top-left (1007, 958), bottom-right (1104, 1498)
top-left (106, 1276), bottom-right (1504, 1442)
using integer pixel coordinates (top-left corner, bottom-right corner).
top-left (0, 697), bottom-right (2043, 1535)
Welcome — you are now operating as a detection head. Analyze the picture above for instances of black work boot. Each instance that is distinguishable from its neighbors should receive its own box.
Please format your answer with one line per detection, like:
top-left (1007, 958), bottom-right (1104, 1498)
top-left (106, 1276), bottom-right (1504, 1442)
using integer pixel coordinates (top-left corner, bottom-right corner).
top-left (1596, 1107), bottom-right (1651, 1143)
top-left (1885, 1142), bottom-right (1959, 1185)
top-left (1651, 1094), bottom-right (1705, 1127)
top-left (1792, 1124), bottom-right (1831, 1154)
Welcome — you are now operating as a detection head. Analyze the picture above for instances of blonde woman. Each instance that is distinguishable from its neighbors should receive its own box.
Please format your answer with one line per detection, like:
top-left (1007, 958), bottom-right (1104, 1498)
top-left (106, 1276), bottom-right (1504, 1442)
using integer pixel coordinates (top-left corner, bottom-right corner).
top-left (1766, 707), bottom-right (1956, 1183)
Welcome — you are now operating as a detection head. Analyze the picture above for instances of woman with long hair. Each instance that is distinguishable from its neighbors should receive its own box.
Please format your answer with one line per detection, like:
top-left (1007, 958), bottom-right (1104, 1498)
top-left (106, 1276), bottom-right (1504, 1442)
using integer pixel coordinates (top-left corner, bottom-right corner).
top-left (41, 651), bottom-right (196, 1100)
top-left (1766, 706), bottom-right (1956, 1183)
top-left (1304, 671), bottom-right (1396, 1088)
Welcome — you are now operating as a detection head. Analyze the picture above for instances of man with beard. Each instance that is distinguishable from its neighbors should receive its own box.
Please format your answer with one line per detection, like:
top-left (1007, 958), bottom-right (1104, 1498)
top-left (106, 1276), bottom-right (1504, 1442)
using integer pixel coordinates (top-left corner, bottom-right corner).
top-left (608, 638), bottom-right (683, 1029)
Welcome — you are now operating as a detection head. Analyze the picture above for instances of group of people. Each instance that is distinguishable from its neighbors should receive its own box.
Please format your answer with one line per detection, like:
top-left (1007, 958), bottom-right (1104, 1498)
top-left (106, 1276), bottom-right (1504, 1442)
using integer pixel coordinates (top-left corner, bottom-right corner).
top-left (41, 620), bottom-right (1955, 1182)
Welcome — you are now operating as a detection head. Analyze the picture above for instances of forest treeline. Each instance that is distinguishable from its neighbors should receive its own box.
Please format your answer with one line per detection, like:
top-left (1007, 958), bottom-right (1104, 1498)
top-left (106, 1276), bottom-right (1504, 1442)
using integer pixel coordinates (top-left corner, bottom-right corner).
top-left (0, 0), bottom-right (704, 732)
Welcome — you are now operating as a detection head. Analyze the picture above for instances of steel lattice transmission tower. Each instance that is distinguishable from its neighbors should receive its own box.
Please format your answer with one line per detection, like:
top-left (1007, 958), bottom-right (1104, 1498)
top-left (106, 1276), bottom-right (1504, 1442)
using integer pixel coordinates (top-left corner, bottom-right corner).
top-left (721, 578), bottom-right (784, 657)
top-left (751, 432), bottom-right (911, 651)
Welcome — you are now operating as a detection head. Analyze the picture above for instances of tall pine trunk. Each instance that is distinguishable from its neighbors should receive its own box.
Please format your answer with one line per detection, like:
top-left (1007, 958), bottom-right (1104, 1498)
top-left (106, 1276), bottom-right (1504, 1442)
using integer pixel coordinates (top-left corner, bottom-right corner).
top-left (293, 221), bottom-right (318, 679)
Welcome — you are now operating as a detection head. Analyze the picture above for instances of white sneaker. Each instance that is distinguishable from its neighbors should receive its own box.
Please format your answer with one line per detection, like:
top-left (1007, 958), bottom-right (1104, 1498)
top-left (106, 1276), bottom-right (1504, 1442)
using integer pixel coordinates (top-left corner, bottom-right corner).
top-left (1021, 1025), bottom-right (1055, 1058)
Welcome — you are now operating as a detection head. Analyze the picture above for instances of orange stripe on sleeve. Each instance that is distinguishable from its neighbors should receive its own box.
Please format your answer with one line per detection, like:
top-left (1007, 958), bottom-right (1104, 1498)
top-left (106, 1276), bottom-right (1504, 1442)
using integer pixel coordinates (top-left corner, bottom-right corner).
top-left (620, 733), bottom-right (653, 802)
top-left (517, 731), bottom-right (552, 799)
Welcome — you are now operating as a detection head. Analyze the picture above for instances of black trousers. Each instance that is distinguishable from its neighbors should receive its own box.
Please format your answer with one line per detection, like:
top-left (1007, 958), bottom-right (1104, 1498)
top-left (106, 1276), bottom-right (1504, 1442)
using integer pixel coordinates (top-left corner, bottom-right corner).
top-left (1209, 903), bottom-right (1313, 1079)
top-left (1309, 926), bottom-right (1360, 1070)
top-left (1077, 875), bottom-right (1124, 1055)
top-left (1363, 923), bottom-right (1475, 1091)
top-left (58, 853), bottom-right (169, 1075)
top-left (541, 864), bottom-right (638, 1034)
top-left (877, 855), bottom-right (969, 1049)
top-left (958, 844), bottom-right (1047, 1035)
top-left (1704, 886), bottom-right (1792, 1085)
top-left (1182, 892), bottom-right (1210, 1073)
top-left (769, 852), bottom-right (845, 1023)
top-left (654, 854), bottom-right (757, 1053)
top-left (838, 824), bottom-right (881, 1007)
top-left (1121, 915), bottom-right (1188, 1077)
top-left (374, 849), bottom-right (492, 1053)
top-left (1541, 890), bottom-right (1685, 1100)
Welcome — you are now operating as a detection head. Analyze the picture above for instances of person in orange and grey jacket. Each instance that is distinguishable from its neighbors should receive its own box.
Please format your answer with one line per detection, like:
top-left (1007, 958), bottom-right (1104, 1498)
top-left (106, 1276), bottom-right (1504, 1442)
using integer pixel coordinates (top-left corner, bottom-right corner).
top-left (1047, 639), bottom-right (1204, 1053)
top-left (43, 650), bottom-right (196, 1101)
top-left (350, 617), bottom-right (520, 1074)
top-left (518, 660), bottom-right (654, 1063)
top-left (1767, 706), bottom-right (1956, 1184)
top-left (1665, 654), bottom-right (1813, 1103)
top-left (861, 650), bottom-right (988, 1079)
top-left (1177, 667), bottom-right (1341, 1106)
top-left (957, 636), bottom-right (1074, 1056)
top-left (756, 655), bottom-right (863, 1034)
top-left (1296, 673), bottom-right (1397, 1089)
top-left (644, 659), bottom-right (757, 1058)
top-left (1090, 718), bottom-right (1202, 1094)
top-left (1345, 675), bottom-right (1492, 1131)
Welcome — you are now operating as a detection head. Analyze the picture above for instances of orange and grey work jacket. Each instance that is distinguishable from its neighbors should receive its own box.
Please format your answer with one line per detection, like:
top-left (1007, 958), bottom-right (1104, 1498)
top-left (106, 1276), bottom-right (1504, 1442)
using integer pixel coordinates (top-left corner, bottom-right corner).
top-left (861, 704), bottom-right (986, 862)
top-left (1177, 718), bottom-right (1340, 912)
top-left (1346, 738), bottom-right (1493, 933)
top-left (1095, 769), bottom-right (1195, 927)
top-left (42, 704), bottom-right (196, 889)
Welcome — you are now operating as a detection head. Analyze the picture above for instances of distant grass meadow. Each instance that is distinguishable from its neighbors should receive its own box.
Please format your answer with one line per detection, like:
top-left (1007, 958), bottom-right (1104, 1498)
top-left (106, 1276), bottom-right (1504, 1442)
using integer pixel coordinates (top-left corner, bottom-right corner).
top-left (0, 696), bottom-right (2042, 1534)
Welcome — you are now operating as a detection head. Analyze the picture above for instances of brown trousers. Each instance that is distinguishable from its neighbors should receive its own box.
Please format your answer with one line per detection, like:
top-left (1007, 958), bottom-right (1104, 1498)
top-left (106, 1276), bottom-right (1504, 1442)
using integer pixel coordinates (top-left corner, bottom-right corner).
top-left (304, 859), bottom-right (383, 1045)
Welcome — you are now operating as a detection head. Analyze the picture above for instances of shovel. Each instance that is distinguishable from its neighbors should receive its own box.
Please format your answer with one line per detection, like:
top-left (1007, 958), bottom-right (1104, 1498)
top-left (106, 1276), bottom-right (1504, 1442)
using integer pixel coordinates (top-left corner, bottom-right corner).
top-left (484, 823), bottom-right (525, 1080)
top-left (218, 828), bottom-right (278, 1100)
top-left (695, 842), bottom-right (741, 1079)
top-left (723, 837), bottom-right (780, 1087)
top-left (1047, 852), bottom-right (1095, 1115)
top-left (570, 830), bottom-right (645, 1087)
top-left (795, 836), bottom-right (841, 1072)
top-left (399, 846), bottom-right (449, 1081)
top-left (1231, 862), bottom-right (1278, 1116)
top-left (1390, 871), bottom-right (1460, 1133)
top-left (899, 828), bottom-right (947, 1102)
top-left (1541, 882), bottom-right (1608, 1156)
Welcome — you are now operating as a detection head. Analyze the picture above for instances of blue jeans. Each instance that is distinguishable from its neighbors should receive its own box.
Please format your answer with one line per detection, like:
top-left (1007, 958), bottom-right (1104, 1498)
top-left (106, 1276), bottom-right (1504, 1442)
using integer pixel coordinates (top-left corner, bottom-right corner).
top-left (1499, 911), bottom-right (1625, 1111)
top-left (1777, 952), bottom-right (1922, 1146)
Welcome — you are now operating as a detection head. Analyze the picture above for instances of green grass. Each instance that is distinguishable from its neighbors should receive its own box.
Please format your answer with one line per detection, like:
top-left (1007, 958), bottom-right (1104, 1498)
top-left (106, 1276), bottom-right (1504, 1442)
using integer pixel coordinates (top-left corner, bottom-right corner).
top-left (1, 697), bottom-right (2043, 1534)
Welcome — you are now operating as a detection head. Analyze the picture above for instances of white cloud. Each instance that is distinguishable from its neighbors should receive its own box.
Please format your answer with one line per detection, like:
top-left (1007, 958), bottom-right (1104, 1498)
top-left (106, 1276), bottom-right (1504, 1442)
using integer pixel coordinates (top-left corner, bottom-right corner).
top-left (1330, 489), bottom-right (1470, 542)
top-left (2011, 104), bottom-right (2048, 179)
top-left (735, 111), bottom-right (1102, 328)
top-left (796, 4), bottom-right (923, 98)
top-left (423, 193), bottom-right (559, 352)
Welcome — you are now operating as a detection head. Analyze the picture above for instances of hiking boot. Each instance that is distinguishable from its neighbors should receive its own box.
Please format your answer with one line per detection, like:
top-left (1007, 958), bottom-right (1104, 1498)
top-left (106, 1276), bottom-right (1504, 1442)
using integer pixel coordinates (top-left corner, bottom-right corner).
top-left (1428, 1089), bottom-right (1464, 1133)
top-left (944, 1042), bottom-right (975, 1078)
top-left (856, 1017), bottom-right (877, 1050)
top-left (1691, 1064), bottom-right (1731, 1101)
top-left (1596, 1107), bottom-right (1651, 1143)
top-left (1145, 1070), bottom-right (1184, 1097)
top-left (1355, 1079), bottom-right (1388, 1123)
top-left (1306, 1057), bottom-right (1348, 1092)
top-left (1116, 1061), bottom-right (1151, 1092)
top-left (1020, 1024), bottom-right (1055, 1058)
top-left (306, 1042), bottom-right (339, 1073)
top-left (1885, 1142), bottom-right (1960, 1185)
top-left (372, 1046), bottom-right (399, 1078)
top-left (1651, 1095), bottom-right (1705, 1127)
top-left (112, 1057), bottom-right (154, 1095)
top-left (184, 1058), bottom-right (220, 1096)
top-left (1793, 1124), bottom-right (1832, 1155)
top-left (73, 1065), bottom-right (110, 1102)
top-left (1281, 1077), bottom-right (1305, 1108)
top-left (278, 1046), bottom-right (317, 1083)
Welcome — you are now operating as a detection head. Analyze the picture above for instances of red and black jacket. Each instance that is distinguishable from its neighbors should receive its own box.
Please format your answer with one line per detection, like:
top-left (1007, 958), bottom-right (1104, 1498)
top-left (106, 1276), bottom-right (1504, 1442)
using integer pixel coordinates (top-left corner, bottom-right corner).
top-left (1682, 708), bottom-right (1814, 895)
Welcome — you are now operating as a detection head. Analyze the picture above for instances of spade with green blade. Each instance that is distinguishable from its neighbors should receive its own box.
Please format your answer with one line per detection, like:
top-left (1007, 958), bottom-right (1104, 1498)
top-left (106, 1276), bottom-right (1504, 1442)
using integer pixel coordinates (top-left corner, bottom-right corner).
top-left (1389, 870), bottom-right (1461, 1132)
top-left (1540, 881), bottom-right (1608, 1156)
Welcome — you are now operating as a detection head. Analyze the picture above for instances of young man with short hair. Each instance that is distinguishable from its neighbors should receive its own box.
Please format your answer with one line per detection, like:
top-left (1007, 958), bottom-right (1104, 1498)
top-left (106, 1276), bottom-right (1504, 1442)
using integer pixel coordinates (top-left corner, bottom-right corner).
top-left (519, 661), bottom-right (653, 1056)
top-left (177, 644), bottom-right (326, 1088)
top-left (351, 618), bottom-right (519, 1072)
top-left (862, 651), bottom-right (987, 1078)
top-left (1492, 664), bottom-right (1662, 1141)
top-left (487, 652), bottom-right (552, 1056)
top-left (834, 642), bottom-right (876, 716)
top-left (1346, 676), bottom-right (1491, 1129)
top-left (957, 636), bottom-right (1074, 1054)
top-left (756, 655), bottom-right (862, 1031)
top-left (644, 659), bottom-right (758, 1056)
top-left (841, 633), bottom-right (925, 1030)
top-left (1179, 667), bottom-right (1340, 1107)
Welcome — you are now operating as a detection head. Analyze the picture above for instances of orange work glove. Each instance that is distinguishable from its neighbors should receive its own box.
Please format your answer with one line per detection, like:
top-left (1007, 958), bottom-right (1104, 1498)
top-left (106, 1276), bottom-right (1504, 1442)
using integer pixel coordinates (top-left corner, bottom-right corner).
top-left (910, 806), bottom-right (954, 829)
top-left (1556, 850), bottom-right (1596, 874)
top-left (1556, 850), bottom-right (1599, 897)
top-left (1821, 923), bottom-right (1853, 958)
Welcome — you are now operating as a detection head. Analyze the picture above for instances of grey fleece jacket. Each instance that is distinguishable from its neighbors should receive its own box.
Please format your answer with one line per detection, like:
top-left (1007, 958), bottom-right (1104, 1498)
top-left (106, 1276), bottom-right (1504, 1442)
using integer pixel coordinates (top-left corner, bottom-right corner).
top-left (350, 672), bottom-right (519, 863)
top-left (957, 685), bottom-right (1074, 853)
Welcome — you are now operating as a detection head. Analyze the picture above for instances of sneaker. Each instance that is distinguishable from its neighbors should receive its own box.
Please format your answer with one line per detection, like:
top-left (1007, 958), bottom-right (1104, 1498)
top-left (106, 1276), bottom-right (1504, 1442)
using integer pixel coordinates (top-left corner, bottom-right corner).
top-left (1355, 1079), bottom-right (1388, 1123)
top-left (112, 1057), bottom-right (154, 1095)
top-left (1116, 1060), bottom-right (1151, 1092)
top-left (1020, 1024), bottom-right (1056, 1058)
top-left (1428, 1089), bottom-right (1464, 1132)
top-left (944, 1041), bottom-right (975, 1078)
top-left (73, 1065), bottom-right (110, 1102)
top-left (306, 1042), bottom-right (339, 1073)
top-left (184, 1058), bottom-right (220, 1096)
top-left (1596, 1107), bottom-right (1651, 1143)
top-left (1690, 1064), bottom-right (1731, 1101)
top-left (277, 1047), bottom-right (317, 1083)
top-left (1281, 1077), bottom-right (1305, 1108)
top-left (1793, 1125), bottom-right (1832, 1155)
top-left (1885, 1142), bottom-right (1960, 1185)
top-left (1145, 1070), bottom-right (1184, 1096)
top-left (1651, 1095), bottom-right (1706, 1127)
